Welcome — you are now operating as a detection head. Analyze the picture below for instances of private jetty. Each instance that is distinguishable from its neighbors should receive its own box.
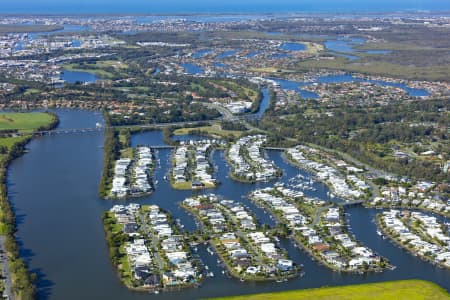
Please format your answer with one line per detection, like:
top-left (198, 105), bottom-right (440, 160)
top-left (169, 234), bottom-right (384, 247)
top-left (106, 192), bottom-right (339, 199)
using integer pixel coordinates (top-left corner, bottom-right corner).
top-left (227, 135), bottom-right (281, 183)
top-left (171, 139), bottom-right (223, 190)
top-left (249, 186), bottom-right (391, 273)
top-left (378, 210), bottom-right (450, 269)
top-left (103, 203), bottom-right (203, 293)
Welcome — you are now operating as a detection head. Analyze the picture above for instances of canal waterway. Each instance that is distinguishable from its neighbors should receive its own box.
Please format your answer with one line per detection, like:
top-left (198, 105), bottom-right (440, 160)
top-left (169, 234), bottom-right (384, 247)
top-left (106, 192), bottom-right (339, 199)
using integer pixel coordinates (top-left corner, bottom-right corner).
top-left (324, 37), bottom-right (391, 60)
top-left (182, 63), bottom-right (204, 75)
top-left (7, 109), bottom-right (450, 300)
top-left (269, 73), bottom-right (430, 99)
top-left (281, 42), bottom-right (306, 51)
top-left (60, 70), bottom-right (98, 83)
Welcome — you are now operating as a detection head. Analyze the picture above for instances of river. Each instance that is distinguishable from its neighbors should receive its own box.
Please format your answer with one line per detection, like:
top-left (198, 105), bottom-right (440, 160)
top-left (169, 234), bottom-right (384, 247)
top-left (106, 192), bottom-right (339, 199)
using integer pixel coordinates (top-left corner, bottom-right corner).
top-left (7, 109), bottom-right (450, 300)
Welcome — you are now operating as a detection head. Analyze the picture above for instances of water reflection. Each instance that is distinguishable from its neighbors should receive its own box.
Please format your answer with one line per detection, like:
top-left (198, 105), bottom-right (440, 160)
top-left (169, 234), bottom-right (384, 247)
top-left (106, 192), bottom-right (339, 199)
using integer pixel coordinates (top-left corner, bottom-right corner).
top-left (7, 110), bottom-right (449, 300)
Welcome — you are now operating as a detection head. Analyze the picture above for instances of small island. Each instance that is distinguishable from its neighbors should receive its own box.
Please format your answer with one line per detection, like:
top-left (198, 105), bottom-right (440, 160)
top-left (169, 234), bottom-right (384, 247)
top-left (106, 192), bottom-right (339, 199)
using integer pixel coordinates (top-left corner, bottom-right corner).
top-left (170, 139), bottom-right (222, 190)
top-left (378, 210), bottom-right (450, 269)
top-left (249, 186), bottom-right (391, 273)
top-left (103, 203), bottom-right (203, 293)
top-left (227, 135), bottom-right (281, 183)
top-left (181, 194), bottom-right (299, 281)
top-left (108, 146), bottom-right (154, 199)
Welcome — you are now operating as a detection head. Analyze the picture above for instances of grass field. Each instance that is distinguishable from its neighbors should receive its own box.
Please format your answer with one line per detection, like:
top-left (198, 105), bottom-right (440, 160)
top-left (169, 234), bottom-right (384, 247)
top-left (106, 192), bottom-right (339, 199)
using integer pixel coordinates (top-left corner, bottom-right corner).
top-left (173, 125), bottom-right (244, 139)
top-left (23, 88), bottom-right (41, 96)
top-left (0, 112), bottom-right (55, 132)
top-left (0, 112), bottom-right (56, 235)
top-left (0, 24), bottom-right (63, 33)
top-left (304, 42), bottom-right (324, 55)
top-left (0, 136), bottom-right (30, 149)
top-left (63, 64), bottom-right (115, 79)
top-left (209, 280), bottom-right (449, 300)
top-left (172, 180), bottom-right (216, 190)
top-left (296, 57), bottom-right (450, 81)
top-left (356, 41), bottom-right (428, 51)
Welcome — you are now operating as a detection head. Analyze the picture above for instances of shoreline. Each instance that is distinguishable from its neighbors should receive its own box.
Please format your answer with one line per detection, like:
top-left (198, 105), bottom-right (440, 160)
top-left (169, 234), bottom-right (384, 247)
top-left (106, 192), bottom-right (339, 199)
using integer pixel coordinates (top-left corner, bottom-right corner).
top-left (1, 112), bottom-right (59, 299)
top-left (180, 202), bottom-right (300, 282)
top-left (247, 193), bottom-right (390, 274)
top-left (365, 203), bottom-right (450, 218)
top-left (376, 214), bottom-right (450, 271)
top-left (1, 10), bottom-right (450, 17)
top-left (102, 209), bottom-right (205, 294)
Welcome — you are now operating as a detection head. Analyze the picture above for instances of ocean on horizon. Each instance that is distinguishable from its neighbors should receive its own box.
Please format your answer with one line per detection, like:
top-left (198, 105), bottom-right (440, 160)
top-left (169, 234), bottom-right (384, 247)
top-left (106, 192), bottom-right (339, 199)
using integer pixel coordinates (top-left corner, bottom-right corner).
top-left (1, 0), bottom-right (450, 14)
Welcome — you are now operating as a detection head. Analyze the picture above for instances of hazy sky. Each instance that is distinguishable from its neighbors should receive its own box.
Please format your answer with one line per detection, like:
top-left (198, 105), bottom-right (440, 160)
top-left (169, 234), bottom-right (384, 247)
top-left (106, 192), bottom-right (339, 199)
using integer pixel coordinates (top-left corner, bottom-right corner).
top-left (1, 0), bottom-right (449, 13)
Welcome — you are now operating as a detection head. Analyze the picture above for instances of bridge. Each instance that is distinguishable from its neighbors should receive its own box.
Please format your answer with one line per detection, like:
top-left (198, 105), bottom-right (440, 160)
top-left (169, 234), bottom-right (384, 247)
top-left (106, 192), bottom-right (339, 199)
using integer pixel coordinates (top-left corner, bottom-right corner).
top-left (6, 111), bottom-right (263, 137)
top-left (146, 145), bottom-right (176, 149)
top-left (5, 99), bottom-right (267, 138)
top-left (264, 147), bottom-right (287, 151)
top-left (34, 127), bottom-right (104, 135)
top-left (338, 200), bottom-right (366, 207)
top-left (4, 119), bottom-right (217, 137)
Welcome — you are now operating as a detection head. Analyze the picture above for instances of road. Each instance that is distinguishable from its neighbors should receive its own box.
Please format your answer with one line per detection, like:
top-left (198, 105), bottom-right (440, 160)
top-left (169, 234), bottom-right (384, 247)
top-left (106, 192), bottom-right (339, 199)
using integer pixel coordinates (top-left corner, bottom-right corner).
top-left (10, 102), bottom-right (264, 137)
top-left (137, 212), bottom-right (165, 272)
top-left (311, 205), bottom-right (332, 227)
top-left (0, 236), bottom-right (13, 300)
top-left (201, 103), bottom-right (264, 132)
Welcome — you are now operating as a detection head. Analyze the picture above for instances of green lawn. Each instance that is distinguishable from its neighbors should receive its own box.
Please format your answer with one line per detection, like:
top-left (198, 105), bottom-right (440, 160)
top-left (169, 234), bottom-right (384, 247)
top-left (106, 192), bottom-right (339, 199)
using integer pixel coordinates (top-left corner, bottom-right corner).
top-left (23, 88), bottom-right (41, 95)
top-left (0, 136), bottom-right (31, 150)
top-left (120, 147), bottom-right (134, 159)
top-left (171, 181), bottom-right (193, 190)
top-left (63, 64), bottom-right (115, 79)
top-left (209, 280), bottom-right (449, 300)
top-left (0, 112), bottom-right (55, 132)
top-left (173, 125), bottom-right (244, 139)
top-left (296, 57), bottom-right (450, 81)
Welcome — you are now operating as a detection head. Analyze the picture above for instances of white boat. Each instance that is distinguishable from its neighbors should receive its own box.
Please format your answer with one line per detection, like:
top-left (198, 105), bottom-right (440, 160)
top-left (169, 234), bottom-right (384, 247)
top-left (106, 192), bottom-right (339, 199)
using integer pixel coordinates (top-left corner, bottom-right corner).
top-left (376, 230), bottom-right (382, 236)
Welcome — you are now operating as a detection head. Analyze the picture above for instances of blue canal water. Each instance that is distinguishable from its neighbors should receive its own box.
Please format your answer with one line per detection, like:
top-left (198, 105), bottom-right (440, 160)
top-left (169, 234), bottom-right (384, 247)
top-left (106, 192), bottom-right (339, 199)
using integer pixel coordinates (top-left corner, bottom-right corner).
top-left (14, 41), bottom-right (24, 51)
top-left (316, 74), bottom-right (430, 97)
top-left (217, 50), bottom-right (238, 59)
top-left (270, 77), bottom-right (320, 99)
top-left (270, 73), bottom-right (430, 99)
top-left (325, 38), bottom-right (365, 53)
top-left (181, 63), bottom-right (204, 75)
top-left (71, 40), bottom-right (82, 47)
top-left (254, 87), bottom-right (272, 118)
top-left (281, 42), bottom-right (306, 51)
top-left (193, 49), bottom-right (214, 59)
top-left (324, 37), bottom-right (391, 60)
top-left (152, 67), bottom-right (161, 75)
top-left (60, 70), bottom-right (98, 83)
top-left (366, 50), bottom-right (391, 55)
top-left (246, 51), bottom-right (261, 58)
top-left (6, 109), bottom-right (449, 300)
